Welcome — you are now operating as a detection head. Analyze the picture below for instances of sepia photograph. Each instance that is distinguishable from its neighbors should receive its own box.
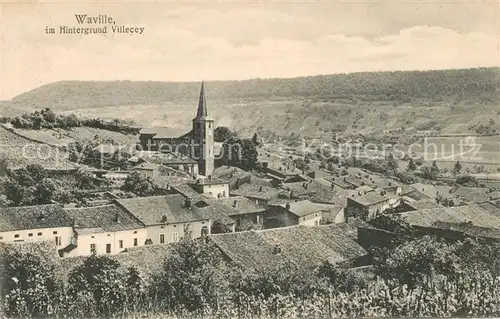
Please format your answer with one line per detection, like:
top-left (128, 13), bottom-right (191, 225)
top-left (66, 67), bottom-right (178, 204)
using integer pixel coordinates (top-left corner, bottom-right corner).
top-left (0, 1), bottom-right (499, 318)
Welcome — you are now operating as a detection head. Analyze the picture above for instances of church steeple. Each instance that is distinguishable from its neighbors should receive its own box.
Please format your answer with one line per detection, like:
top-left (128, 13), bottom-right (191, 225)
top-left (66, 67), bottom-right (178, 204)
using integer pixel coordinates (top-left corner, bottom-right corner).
top-left (196, 81), bottom-right (208, 118)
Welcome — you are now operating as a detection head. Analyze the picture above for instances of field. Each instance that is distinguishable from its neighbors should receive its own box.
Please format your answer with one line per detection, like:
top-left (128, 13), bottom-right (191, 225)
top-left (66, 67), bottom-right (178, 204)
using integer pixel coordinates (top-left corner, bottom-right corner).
top-left (0, 126), bottom-right (77, 170)
top-left (9, 126), bottom-right (138, 147)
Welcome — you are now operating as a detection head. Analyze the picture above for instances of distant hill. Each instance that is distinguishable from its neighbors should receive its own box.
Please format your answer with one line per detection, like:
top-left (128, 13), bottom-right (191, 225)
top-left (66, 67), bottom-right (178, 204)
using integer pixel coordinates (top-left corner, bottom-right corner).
top-left (4, 67), bottom-right (500, 112)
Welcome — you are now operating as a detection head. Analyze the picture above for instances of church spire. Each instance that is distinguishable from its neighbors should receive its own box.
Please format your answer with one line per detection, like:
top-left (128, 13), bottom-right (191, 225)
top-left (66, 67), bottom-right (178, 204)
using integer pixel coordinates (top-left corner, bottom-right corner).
top-left (196, 81), bottom-right (208, 118)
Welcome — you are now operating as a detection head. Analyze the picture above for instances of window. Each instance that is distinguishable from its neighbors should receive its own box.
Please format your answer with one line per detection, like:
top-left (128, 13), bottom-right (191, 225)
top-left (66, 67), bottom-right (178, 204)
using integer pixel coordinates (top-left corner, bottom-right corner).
top-left (90, 244), bottom-right (96, 253)
top-left (133, 238), bottom-right (138, 246)
top-left (53, 231), bottom-right (57, 235)
top-left (160, 234), bottom-right (165, 244)
top-left (0, 237), bottom-right (2, 240)
top-left (107, 234), bottom-right (111, 237)
top-left (106, 244), bottom-right (111, 254)
top-left (37, 232), bottom-right (42, 236)
top-left (28, 233), bottom-right (33, 237)
top-left (172, 232), bottom-right (179, 242)
top-left (133, 231), bottom-right (137, 234)
top-left (55, 236), bottom-right (62, 246)
top-left (208, 122), bottom-right (212, 128)
top-left (119, 240), bottom-right (123, 249)
top-left (91, 236), bottom-right (95, 239)
top-left (14, 234), bottom-right (19, 238)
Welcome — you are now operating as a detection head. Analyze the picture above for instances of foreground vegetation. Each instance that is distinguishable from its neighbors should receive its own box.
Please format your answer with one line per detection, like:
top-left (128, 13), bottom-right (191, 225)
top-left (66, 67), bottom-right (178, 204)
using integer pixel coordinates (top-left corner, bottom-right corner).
top-left (0, 228), bottom-right (499, 318)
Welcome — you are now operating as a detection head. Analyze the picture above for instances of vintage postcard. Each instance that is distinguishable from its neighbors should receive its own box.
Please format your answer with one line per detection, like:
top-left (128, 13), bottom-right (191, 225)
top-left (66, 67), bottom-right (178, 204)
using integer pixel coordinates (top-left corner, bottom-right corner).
top-left (0, 1), bottom-right (499, 318)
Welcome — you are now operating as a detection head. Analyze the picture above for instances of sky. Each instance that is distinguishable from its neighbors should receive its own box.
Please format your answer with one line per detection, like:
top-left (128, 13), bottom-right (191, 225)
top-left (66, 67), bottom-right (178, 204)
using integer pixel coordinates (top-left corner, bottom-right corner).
top-left (1, 1), bottom-right (499, 100)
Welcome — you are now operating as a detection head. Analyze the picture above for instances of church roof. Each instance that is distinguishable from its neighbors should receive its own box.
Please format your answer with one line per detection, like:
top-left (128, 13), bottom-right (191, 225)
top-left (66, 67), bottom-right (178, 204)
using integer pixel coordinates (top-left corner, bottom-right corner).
top-left (194, 81), bottom-right (213, 121)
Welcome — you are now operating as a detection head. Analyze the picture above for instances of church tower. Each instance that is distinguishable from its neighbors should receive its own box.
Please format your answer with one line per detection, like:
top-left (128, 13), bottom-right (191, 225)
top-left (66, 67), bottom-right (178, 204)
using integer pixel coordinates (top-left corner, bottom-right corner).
top-left (192, 81), bottom-right (214, 177)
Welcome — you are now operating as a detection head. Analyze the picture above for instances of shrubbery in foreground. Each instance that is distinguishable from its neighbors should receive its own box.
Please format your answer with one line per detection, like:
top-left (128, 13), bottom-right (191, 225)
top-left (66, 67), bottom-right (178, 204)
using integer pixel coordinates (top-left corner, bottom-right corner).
top-left (0, 235), bottom-right (499, 318)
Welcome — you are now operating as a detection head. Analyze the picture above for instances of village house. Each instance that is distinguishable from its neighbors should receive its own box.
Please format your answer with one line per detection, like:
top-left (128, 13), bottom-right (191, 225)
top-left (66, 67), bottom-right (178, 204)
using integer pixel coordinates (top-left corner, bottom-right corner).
top-left (188, 176), bottom-right (230, 199)
top-left (400, 202), bottom-right (500, 242)
top-left (62, 204), bottom-right (146, 257)
top-left (208, 223), bottom-right (369, 271)
top-left (346, 192), bottom-right (392, 220)
top-left (130, 162), bottom-right (162, 179)
top-left (265, 200), bottom-right (343, 228)
top-left (217, 196), bottom-right (267, 231)
top-left (0, 204), bottom-right (74, 253)
top-left (231, 184), bottom-right (286, 208)
top-left (115, 194), bottom-right (212, 245)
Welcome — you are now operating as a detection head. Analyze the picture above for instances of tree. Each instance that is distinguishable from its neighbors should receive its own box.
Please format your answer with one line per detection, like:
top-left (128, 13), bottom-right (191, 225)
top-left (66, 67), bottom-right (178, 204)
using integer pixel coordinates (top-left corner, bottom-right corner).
top-left (407, 158), bottom-right (416, 171)
top-left (453, 160), bottom-right (462, 174)
top-left (0, 244), bottom-right (61, 318)
top-left (251, 133), bottom-right (260, 146)
top-left (455, 175), bottom-right (478, 187)
top-left (214, 126), bottom-right (236, 142)
top-left (153, 236), bottom-right (233, 313)
top-left (219, 137), bottom-right (258, 171)
top-left (121, 172), bottom-right (156, 197)
top-left (66, 254), bottom-right (142, 317)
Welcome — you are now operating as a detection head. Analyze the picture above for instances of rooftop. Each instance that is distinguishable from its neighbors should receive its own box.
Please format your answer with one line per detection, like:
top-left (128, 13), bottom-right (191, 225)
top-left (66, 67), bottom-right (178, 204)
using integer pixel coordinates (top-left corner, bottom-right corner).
top-left (400, 202), bottom-right (500, 230)
top-left (115, 194), bottom-right (211, 226)
top-left (231, 184), bottom-right (285, 201)
top-left (0, 204), bottom-right (73, 232)
top-left (349, 191), bottom-right (390, 207)
top-left (218, 196), bottom-right (267, 216)
top-left (64, 204), bottom-right (143, 233)
top-left (209, 223), bottom-right (368, 271)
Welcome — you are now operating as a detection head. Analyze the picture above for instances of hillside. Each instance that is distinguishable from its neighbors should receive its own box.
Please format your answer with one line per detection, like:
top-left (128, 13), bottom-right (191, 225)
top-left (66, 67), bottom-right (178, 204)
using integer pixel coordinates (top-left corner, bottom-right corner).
top-left (4, 68), bottom-right (499, 112)
top-left (0, 125), bottom-right (78, 170)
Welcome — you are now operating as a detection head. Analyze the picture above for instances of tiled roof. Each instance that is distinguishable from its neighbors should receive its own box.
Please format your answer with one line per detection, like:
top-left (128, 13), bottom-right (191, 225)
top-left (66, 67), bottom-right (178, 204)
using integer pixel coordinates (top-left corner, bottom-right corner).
top-left (115, 195), bottom-right (211, 226)
top-left (231, 184), bottom-right (285, 201)
top-left (404, 199), bottom-right (442, 210)
top-left (190, 176), bottom-right (229, 186)
top-left (209, 223), bottom-right (368, 270)
top-left (217, 196), bottom-right (266, 216)
top-left (0, 204), bottom-right (72, 232)
top-left (287, 200), bottom-right (336, 217)
top-left (131, 162), bottom-right (160, 171)
top-left (212, 165), bottom-right (271, 189)
top-left (400, 202), bottom-right (500, 229)
top-left (64, 204), bottom-right (143, 233)
top-left (431, 221), bottom-right (500, 239)
top-left (349, 192), bottom-right (390, 207)
top-left (171, 184), bottom-right (203, 199)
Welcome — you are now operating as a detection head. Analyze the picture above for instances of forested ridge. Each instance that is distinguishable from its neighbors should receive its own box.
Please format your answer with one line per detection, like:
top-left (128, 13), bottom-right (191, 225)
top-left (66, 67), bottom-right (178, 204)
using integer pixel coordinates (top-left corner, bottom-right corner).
top-left (6, 67), bottom-right (499, 111)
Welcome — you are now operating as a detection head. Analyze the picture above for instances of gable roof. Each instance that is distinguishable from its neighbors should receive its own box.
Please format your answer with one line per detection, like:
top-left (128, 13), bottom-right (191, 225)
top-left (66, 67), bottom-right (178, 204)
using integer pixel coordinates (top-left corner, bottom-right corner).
top-left (209, 223), bottom-right (368, 270)
top-left (0, 204), bottom-right (72, 232)
top-left (287, 200), bottom-right (336, 217)
top-left (231, 184), bottom-right (285, 201)
top-left (217, 196), bottom-right (266, 216)
top-left (64, 204), bottom-right (143, 233)
top-left (404, 199), bottom-right (442, 210)
top-left (115, 195), bottom-right (211, 226)
top-left (348, 192), bottom-right (390, 207)
top-left (400, 202), bottom-right (500, 229)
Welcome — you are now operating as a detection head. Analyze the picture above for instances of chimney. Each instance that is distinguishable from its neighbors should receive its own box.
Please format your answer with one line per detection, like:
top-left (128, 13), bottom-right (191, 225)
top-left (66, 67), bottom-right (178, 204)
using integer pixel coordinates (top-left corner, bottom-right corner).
top-left (232, 200), bottom-right (237, 208)
top-left (185, 197), bottom-right (192, 208)
top-left (285, 202), bottom-right (291, 211)
top-left (289, 190), bottom-right (293, 199)
top-left (330, 183), bottom-right (334, 190)
top-left (208, 175), bottom-right (212, 181)
top-left (166, 184), bottom-right (171, 191)
top-left (161, 215), bottom-right (167, 223)
top-left (259, 186), bottom-right (263, 192)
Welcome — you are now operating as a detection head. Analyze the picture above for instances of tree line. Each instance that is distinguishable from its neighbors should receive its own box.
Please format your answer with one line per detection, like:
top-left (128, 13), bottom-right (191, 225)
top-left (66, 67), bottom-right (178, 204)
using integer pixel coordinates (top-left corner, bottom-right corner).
top-left (6, 108), bottom-right (140, 135)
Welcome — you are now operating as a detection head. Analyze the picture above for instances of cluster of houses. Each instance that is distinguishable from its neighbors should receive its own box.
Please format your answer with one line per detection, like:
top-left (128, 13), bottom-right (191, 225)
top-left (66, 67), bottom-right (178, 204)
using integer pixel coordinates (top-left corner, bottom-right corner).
top-left (1, 83), bottom-right (500, 272)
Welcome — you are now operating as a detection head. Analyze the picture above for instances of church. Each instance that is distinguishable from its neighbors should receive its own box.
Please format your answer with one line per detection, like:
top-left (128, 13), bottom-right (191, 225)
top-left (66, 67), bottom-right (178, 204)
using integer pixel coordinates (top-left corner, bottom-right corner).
top-left (138, 82), bottom-right (215, 177)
